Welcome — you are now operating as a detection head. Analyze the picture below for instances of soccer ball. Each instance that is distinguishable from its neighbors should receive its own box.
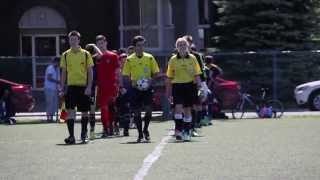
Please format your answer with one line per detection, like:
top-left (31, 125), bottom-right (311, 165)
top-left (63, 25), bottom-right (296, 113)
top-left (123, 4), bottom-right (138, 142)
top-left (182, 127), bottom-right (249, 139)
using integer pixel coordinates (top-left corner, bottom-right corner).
top-left (136, 78), bottom-right (150, 91)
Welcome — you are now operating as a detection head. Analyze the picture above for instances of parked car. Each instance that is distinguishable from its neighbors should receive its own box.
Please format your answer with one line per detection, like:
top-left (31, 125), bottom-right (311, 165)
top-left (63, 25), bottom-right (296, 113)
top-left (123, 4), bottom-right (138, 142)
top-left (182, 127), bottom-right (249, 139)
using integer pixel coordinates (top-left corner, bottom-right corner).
top-left (294, 80), bottom-right (320, 111)
top-left (0, 78), bottom-right (35, 112)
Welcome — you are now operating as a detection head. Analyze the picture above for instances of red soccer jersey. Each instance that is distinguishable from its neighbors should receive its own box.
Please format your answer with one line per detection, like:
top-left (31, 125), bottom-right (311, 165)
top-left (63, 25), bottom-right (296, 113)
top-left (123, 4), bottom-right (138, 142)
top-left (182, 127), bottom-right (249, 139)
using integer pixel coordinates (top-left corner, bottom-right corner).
top-left (96, 51), bottom-right (119, 90)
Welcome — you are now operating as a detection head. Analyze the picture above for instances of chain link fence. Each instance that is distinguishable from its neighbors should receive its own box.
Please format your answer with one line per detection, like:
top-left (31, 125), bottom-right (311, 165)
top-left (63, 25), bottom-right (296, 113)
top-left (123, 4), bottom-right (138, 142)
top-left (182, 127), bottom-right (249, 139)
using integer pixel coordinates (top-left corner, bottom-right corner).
top-left (208, 50), bottom-right (320, 107)
top-left (1, 51), bottom-right (320, 110)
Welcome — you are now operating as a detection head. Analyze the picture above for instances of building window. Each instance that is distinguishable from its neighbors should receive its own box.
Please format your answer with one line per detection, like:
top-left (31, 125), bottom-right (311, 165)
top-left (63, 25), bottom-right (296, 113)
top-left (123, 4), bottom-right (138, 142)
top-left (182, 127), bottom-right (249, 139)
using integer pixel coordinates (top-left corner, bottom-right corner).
top-left (120, 0), bottom-right (159, 49)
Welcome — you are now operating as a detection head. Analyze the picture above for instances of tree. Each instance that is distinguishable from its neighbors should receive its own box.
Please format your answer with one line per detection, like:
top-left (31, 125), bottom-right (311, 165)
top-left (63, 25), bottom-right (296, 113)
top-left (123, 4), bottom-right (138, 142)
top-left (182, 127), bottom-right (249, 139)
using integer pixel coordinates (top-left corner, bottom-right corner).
top-left (212, 0), bottom-right (320, 51)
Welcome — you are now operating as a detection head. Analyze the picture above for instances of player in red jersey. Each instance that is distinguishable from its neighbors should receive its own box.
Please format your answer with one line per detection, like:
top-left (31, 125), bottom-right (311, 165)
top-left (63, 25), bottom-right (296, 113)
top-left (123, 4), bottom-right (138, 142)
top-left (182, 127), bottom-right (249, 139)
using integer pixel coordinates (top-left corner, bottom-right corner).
top-left (95, 35), bottom-right (120, 137)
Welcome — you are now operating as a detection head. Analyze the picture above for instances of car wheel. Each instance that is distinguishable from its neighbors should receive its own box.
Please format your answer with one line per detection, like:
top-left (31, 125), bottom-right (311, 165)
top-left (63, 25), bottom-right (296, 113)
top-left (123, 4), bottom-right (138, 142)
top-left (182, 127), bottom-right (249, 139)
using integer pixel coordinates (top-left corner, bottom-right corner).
top-left (308, 90), bottom-right (320, 111)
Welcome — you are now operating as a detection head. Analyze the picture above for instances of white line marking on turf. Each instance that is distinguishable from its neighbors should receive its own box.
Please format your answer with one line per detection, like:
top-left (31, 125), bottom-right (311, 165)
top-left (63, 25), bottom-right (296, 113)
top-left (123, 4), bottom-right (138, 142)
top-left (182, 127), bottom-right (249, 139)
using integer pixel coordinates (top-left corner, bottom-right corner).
top-left (134, 131), bottom-right (173, 180)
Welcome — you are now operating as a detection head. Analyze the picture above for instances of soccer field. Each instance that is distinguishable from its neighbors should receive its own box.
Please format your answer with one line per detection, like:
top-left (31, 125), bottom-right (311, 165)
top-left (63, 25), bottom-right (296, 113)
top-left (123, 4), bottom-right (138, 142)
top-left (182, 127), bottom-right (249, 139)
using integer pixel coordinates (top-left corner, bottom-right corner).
top-left (0, 116), bottom-right (319, 180)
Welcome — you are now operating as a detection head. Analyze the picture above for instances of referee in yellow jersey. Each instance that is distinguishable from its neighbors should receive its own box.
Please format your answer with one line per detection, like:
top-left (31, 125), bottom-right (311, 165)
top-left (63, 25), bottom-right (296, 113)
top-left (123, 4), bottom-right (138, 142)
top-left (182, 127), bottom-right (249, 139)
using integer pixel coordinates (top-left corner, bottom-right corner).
top-left (60, 31), bottom-right (94, 144)
top-left (166, 38), bottom-right (202, 141)
top-left (121, 36), bottom-right (160, 143)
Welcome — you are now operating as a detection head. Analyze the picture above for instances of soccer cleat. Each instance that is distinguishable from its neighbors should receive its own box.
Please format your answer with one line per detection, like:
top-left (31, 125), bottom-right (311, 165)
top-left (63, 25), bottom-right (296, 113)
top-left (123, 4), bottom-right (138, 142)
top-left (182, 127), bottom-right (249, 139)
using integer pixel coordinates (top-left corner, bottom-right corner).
top-left (123, 130), bottom-right (129, 137)
top-left (64, 136), bottom-right (76, 144)
top-left (101, 132), bottom-right (109, 138)
top-left (143, 130), bottom-right (150, 142)
top-left (191, 129), bottom-right (200, 137)
top-left (80, 133), bottom-right (88, 144)
top-left (89, 131), bottom-right (95, 140)
top-left (136, 134), bottom-right (144, 143)
top-left (114, 127), bottom-right (120, 136)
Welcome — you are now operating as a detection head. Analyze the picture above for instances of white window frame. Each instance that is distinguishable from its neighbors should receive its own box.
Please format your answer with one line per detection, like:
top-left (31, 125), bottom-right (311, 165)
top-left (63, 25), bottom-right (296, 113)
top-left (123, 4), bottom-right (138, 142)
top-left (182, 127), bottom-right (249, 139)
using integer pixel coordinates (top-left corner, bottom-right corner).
top-left (119, 0), bottom-right (162, 52)
top-left (19, 33), bottom-right (66, 90)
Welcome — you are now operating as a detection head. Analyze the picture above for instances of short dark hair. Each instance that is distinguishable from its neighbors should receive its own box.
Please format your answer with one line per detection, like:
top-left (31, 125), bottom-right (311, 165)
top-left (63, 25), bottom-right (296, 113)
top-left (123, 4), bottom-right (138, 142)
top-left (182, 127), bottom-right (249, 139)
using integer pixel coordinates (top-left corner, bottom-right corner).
top-left (132, 35), bottom-right (146, 46)
top-left (96, 35), bottom-right (106, 42)
top-left (68, 30), bottom-right (81, 38)
top-left (85, 44), bottom-right (95, 54)
top-left (183, 35), bottom-right (193, 44)
top-left (127, 45), bottom-right (135, 51)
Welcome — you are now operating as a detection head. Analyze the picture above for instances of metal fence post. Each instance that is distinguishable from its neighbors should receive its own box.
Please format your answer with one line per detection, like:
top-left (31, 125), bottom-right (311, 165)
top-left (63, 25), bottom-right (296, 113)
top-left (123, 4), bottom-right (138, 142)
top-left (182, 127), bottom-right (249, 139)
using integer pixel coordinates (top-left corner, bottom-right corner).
top-left (32, 57), bottom-right (36, 89)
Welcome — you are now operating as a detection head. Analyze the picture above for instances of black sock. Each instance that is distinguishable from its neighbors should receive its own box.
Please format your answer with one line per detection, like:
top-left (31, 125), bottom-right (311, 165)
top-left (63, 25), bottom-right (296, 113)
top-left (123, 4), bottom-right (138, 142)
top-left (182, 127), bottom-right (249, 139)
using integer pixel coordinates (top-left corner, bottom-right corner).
top-left (143, 111), bottom-right (151, 132)
top-left (81, 117), bottom-right (89, 137)
top-left (197, 111), bottom-right (202, 124)
top-left (134, 112), bottom-right (143, 138)
top-left (66, 119), bottom-right (74, 137)
top-left (124, 116), bottom-right (130, 132)
top-left (191, 110), bottom-right (197, 129)
top-left (89, 114), bottom-right (95, 132)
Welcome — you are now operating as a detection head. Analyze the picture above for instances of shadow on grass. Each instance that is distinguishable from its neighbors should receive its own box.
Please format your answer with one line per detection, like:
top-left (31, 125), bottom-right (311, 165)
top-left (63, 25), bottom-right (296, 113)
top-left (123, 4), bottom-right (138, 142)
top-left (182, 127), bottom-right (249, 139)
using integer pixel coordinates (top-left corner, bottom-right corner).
top-left (56, 142), bottom-right (89, 146)
top-left (167, 139), bottom-right (203, 144)
top-left (120, 140), bottom-right (153, 145)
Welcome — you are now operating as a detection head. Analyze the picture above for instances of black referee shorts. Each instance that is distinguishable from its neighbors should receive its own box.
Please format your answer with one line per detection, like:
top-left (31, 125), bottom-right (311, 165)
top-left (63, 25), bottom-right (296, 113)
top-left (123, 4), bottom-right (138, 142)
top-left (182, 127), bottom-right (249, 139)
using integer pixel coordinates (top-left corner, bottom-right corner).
top-left (65, 86), bottom-right (91, 112)
top-left (172, 82), bottom-right (194, 107)
top-left (130, 87), bottom-right (153, 110)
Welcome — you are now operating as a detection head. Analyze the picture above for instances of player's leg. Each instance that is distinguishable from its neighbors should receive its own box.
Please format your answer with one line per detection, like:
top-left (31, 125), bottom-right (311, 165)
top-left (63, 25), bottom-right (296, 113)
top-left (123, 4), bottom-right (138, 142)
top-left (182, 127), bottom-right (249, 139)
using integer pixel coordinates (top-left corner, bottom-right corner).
top-left (131, 88), bottom-right (143, 142)
top-left (172, 84), bottom-right (184, 140)
top-left (64, 86), bottom-right (76, 144)
top-left (78, 87), bottom-right (91, 143)
top-left (142, 89), bottom-right (153, 141)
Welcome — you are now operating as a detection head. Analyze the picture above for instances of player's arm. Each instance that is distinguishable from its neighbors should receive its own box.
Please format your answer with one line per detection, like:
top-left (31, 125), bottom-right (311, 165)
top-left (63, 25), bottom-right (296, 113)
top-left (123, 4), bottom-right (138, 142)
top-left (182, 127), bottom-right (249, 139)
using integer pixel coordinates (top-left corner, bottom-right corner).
top-left (86, 44), bottom-right (103, 59)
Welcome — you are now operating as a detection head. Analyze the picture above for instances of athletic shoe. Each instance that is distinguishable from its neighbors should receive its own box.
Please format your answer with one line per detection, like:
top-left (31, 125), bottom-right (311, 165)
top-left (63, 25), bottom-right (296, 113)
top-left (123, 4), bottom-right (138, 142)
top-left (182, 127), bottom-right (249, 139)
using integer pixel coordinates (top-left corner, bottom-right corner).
top-left (191, 129), bottom-right (200, 137)
top-left (89, 131), bottom-right (95, 140)
top-left (143, 130), bottom-right (150, 142)
top-left (64, 136), bottom-right (76, 144)
top-left (101, 132), bottom-right (109, 138)
top-left (80, 133), bottom-right (88, 144)
top-left (136, 134), bottom-right (144, 143)
top-left (8, 118), bottom-right (16, 125)
top-left (114, 127), bottom-right (120, 136)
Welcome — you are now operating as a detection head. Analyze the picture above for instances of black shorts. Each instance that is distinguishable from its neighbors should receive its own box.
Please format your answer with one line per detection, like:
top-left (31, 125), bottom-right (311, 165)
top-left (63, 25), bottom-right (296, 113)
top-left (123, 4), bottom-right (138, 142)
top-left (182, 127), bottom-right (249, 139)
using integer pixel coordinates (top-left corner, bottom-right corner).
top-left (65, 86), bottom-right (91, 112)
top-left (130, 87), bottom-right (153, 110)
top-left (172, 82), bottom-right (195, 107)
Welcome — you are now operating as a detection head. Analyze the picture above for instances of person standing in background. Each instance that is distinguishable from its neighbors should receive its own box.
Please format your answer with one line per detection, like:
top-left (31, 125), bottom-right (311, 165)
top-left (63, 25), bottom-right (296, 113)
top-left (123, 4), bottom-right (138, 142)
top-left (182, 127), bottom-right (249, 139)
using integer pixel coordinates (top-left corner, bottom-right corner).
top-left (44, 57), bottom-right (60, 122)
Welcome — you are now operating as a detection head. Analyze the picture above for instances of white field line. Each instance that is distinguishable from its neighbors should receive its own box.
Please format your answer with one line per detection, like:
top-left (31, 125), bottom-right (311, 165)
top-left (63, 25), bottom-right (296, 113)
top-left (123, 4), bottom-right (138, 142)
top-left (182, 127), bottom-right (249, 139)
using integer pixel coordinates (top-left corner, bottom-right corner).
top-left (133, 131), bottom-right (173, 180)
